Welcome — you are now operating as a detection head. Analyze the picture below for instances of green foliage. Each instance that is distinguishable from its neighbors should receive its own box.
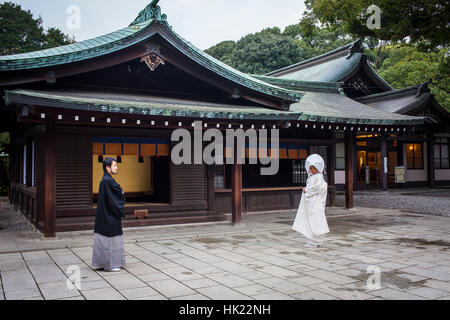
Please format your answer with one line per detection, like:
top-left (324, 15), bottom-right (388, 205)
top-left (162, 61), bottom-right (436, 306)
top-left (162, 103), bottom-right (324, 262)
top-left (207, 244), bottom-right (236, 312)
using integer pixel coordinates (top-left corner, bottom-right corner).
top-left (227, 30), bottom-right (303, 74)
top-left (204, 40), bottom-right (236, 66)
top-left (304, 0), bottom-right (449, 50)
top-left (205, 22), bottom-right (355, 75)
top-left (44, 27), bottom-right (74, 49)
top-left (374, 45), bottom-right (450, 111)
top-left (0, 2), bottom-right (74, 55)
top-left (0, 132), bottom-right (10, 145)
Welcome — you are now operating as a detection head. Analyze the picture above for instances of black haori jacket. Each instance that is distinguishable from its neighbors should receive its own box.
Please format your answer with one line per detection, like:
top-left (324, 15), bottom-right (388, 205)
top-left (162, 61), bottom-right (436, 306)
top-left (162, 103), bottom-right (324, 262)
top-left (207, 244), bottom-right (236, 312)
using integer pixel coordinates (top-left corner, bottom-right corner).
top-left (94, 173), bottom-right (126, 237)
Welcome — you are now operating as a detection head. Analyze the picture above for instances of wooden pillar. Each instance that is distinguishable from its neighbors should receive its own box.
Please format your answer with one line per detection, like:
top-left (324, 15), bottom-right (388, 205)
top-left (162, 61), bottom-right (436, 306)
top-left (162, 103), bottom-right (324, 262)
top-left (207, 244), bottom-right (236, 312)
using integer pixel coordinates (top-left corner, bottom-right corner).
top-left (381, 135), bottom-right (388, 191)
top-left (427, 127), bottom-right (435, 188)
top-left (327, 142), bottom-right (335, 206)
top-left (345, 130), bottom-right (354, 209)
top-left (43, 116), bottom-right (56, 237)
top-left (231, 138), bottom-right (242, 224)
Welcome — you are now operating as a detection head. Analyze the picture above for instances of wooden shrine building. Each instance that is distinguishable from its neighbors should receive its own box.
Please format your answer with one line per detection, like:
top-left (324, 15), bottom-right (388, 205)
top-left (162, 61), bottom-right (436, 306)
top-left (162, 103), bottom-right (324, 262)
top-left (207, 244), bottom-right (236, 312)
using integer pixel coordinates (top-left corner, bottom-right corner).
top-left (1, 1), bottom-right (448, 237)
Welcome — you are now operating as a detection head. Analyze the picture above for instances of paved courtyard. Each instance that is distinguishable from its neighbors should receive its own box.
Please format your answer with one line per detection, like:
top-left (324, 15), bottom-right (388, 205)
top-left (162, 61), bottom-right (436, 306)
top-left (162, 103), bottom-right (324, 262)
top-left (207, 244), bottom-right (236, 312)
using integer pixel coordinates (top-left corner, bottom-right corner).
top-left (0, 203), bottom-right (449, 300)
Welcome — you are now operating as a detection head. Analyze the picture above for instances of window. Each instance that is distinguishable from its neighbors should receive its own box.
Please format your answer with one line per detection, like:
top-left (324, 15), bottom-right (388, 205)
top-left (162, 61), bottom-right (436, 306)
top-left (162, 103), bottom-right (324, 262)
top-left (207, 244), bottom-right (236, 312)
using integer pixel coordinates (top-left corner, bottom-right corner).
top-left (335, 143), bottom-right (345, 170)
top-left (406, 143), bottom-right (423, 169)
top-left (434, 137), bottom-right (449, 169)
top-left (293, 159), bottom-right (307, 185)
top-left (214, 165), bottom-right (225, 188)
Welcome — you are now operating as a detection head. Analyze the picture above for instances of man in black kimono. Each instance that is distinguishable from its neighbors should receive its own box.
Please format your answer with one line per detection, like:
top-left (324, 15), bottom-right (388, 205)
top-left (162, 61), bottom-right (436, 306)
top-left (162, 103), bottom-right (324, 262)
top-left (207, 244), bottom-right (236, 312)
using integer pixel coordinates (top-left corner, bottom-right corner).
top-left (92, 157), bottom-right (126, 272)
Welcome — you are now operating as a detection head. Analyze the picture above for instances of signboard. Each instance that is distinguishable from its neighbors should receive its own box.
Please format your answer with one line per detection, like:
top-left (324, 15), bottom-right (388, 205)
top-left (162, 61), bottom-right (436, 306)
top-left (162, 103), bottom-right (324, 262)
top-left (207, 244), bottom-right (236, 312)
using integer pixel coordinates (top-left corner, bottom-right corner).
top-left (394, 166), bottom-right (406, 183)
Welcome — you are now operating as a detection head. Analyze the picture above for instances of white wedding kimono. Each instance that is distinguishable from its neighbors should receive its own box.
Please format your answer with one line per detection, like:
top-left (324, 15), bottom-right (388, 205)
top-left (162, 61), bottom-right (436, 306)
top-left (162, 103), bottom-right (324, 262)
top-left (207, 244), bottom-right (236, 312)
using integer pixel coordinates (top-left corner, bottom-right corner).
top-left (292, 154), bottom-right (329, 243)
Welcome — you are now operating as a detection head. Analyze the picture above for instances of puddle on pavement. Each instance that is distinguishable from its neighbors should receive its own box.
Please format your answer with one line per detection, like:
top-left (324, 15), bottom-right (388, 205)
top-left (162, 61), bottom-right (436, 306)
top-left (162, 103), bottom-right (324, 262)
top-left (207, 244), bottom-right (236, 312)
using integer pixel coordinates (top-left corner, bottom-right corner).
top-left (193, 237), bottom-right (226, 244)
top-left (271, 232), bottom-right (287, 236)
top-left (391, 238), bottom-right (450, 249)
top-left (231, 235), bottom-right (257, 240)
top-left (276, 214), bottom-right (415, 238)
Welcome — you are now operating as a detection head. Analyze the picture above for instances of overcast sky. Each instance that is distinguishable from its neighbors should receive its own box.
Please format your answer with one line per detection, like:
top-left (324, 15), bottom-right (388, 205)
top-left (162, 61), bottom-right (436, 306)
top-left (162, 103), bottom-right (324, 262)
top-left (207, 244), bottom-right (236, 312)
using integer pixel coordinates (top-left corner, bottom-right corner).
top-left (2, 0), bottom-right (307, 50)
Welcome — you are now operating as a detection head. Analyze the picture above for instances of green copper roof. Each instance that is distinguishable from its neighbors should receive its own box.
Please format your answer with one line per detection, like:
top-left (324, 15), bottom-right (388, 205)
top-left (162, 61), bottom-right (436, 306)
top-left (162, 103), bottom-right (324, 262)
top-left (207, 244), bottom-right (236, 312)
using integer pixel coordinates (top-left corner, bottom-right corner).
top-left (273, 51), bottom-right (362, 82)
top-left (265, 40), bottom-right (366, 83)
top-left (0, 20), bottom-right (152, 71)
top-left (0, 1), bottom-right (302, 104)
top-left (250, 75), bottom-right (344, 94)
top-left (265, 39), bottom-right (393, 91)
top-left (289, 92), bottom-right (424, 125)
top-left (4, 90), bottom-right (301, 121)
top-left (4, 89), bottom-right (425, 125)
top-left (158, 22), bottom-right (302, 103)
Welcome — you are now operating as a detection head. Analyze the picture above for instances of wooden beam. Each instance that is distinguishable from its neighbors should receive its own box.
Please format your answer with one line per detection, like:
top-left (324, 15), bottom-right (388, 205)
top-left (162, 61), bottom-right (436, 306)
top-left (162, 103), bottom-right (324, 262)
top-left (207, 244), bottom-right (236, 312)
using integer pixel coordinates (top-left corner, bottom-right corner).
top-left (231, 137), bottom-right (242, 224)
top-left (43, 115), bottom-right (56, 237)
top-left (345, 130), bottom-right (354, 209)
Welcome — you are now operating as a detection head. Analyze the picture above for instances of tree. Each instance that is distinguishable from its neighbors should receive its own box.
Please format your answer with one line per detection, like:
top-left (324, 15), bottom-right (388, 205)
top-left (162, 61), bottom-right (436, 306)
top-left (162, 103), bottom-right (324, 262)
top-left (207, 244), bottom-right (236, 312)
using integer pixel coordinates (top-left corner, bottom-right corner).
top-left (375, 45), bottom-right (450, 111)
top-left (205, 23), bottom-right (356, 74)
top-left (303, 0), bottom-right (449, 49)
top-left (0, 2), bottom-right (74, 56)
top-left (44, 27), bottom-right (74, 49)
top-left (227, 28), bottom-right (304, 74)
top-left (204, 40), bottom-right (236, 66)
top-left (283, 20), bottom-right (356, 57)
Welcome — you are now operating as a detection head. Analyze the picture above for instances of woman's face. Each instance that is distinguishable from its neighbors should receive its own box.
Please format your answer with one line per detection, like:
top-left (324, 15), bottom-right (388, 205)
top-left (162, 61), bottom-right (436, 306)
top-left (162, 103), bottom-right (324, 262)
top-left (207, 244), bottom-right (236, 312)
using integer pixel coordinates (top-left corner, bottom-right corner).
top-left (309, 166), bottom-right (318, 175)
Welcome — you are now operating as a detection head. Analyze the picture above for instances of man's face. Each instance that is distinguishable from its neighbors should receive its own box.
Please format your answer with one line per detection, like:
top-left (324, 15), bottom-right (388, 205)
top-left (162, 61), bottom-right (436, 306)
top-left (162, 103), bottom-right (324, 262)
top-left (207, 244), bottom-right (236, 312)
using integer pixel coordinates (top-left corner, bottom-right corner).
top-left (108, 161), bottom-right (118, 175)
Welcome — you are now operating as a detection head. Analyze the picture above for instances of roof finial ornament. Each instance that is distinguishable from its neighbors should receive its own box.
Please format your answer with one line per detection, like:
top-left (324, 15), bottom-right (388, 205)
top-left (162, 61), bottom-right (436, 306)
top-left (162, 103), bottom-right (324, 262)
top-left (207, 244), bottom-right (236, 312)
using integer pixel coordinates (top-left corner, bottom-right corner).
top-left (346, 39), bottom-right (363, 59)
top-left (416, 79), bottom-right (432, 97)
top-left (130, 0), bottom-right (167, 26)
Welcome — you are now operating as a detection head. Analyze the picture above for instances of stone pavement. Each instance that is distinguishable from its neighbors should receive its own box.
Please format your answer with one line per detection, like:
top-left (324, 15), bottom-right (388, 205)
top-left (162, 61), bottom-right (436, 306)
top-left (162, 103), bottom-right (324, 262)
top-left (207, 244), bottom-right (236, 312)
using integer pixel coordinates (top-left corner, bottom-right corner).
top-left (0, 207), bottom-right (450, 300)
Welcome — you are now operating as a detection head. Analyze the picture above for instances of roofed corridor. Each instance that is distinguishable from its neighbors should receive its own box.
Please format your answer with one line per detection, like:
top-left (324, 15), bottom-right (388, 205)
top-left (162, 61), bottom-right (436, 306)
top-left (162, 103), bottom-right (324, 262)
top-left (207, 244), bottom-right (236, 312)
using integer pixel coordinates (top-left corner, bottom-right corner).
top-left (0, 200), bottom-right (449, 300)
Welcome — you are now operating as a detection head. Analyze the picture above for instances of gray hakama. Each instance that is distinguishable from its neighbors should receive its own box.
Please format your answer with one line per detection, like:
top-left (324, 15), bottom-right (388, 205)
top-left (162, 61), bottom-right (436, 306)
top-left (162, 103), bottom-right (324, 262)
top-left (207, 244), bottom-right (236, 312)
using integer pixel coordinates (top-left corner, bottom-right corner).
top-left (91, 233), bottom-right (126, 269)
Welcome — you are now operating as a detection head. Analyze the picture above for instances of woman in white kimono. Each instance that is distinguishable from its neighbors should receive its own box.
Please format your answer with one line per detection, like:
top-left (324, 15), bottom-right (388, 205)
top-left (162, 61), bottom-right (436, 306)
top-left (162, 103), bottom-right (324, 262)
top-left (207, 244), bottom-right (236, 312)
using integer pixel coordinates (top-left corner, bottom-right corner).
top-left (292, 154), bottom-right (329, 247)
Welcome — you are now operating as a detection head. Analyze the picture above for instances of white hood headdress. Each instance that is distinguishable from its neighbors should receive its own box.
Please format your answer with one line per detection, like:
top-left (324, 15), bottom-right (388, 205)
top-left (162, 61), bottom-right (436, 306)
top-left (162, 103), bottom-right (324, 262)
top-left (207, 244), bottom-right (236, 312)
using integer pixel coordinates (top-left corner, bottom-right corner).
top-left (305, 154), bottom-right (325, 177)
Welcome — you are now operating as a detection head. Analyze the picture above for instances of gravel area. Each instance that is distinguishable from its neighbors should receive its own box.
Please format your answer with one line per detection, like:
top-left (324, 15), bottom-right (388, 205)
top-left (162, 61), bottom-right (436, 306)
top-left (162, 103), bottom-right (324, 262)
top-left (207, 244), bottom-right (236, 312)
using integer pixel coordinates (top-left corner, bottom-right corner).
top-left (335, 188), bottom-right (450, 217)
top-left (0, 197), bottom-right (35, 232)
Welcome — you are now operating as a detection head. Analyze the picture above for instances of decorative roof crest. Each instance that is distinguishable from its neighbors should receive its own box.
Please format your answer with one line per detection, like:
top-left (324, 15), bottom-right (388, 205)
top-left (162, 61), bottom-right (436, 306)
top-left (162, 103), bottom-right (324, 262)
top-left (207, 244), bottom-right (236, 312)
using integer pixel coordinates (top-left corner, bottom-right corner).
top-left (416, 79), bottom-right (432, 97)
top-left (130, 0), bottom-right (167, 26)
top-left (346, 39), bottom-right (363, 59)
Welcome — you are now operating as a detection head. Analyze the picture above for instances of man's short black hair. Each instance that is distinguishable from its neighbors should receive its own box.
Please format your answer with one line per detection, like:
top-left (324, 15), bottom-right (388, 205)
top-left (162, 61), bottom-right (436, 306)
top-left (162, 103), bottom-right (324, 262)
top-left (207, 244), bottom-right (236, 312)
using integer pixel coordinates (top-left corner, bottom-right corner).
top-left (103, 157), bottom-right (117, 174)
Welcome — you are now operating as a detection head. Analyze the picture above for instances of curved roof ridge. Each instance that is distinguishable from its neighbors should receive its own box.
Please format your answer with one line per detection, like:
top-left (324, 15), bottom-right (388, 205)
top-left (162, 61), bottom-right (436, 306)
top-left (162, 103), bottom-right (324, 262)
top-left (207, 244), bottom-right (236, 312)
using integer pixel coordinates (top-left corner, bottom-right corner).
top-left (265, 39), bottom-right (361, 76)
top-left (250, 74), bottom-right (344, 94)
top-left (355, 83), bottom-right (425, 101)
top-left (159, 21), bottom-right (303, 103)
top-left (0, 20), bottom-right (152, 70)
